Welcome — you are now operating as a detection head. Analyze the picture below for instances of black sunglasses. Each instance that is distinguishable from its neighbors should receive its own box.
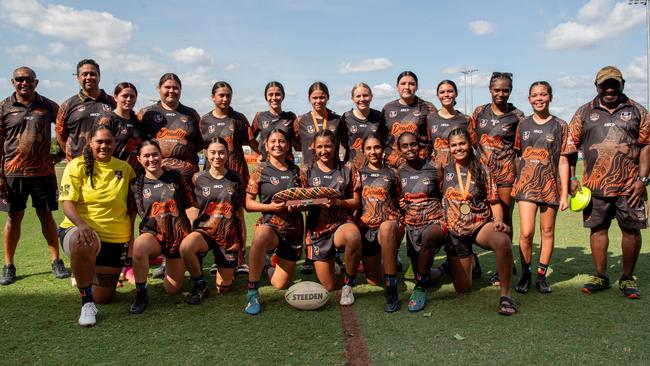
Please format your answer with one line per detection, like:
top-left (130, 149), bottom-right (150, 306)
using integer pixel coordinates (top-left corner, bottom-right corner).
top-left (14, 76), bottom-right (35, 83)
top-left (491, 72), bottom-right (513, 80)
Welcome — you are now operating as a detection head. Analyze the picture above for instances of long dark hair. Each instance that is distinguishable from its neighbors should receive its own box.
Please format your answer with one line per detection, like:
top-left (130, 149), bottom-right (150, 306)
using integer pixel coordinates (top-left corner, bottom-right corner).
top-left (158, 73), bottom-right (182, 88)
top-left (528, 81), bottom-right (553, 97)
top-left (133, 140), bottom-right (162, 216)
top-left (114, 82), bottom-right (138, 97)
top-left (264, 81), bottom-right (285, 101)
top-left (83, 124), bottom-right (114, 189)
top-left (397, 71), bottom-right (418, 86)
top-left (313, 129), bottom-right (339, 164)
top-left (447, 127), bottom-right (487, 198)
top-left (308, 82), bottom-right (329, 99)
top-left (437, 80), bottom-right (458, 106)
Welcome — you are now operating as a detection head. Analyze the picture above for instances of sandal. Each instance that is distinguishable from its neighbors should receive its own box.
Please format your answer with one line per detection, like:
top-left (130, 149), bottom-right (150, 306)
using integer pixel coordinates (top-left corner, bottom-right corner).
top-left (498, 296), bottom-right (517, 316)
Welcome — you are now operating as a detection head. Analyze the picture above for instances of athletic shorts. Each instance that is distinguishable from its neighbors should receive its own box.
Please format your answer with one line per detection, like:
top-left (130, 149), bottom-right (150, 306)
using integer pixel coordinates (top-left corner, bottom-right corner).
top-left (406, 221), bottom-right (447, 259)
top-left (446, 224), bottom-right (485, 258)
top-left (306, 227), bottom-right (341, 262)
top-left (584, 195), bottom-right (648, 230)
top-left (0, 175), bottom-right (58, 212)
top-left (196, 229), bottom-right (238, 269)
top-left (259, 224), bottom-right (302, 262)
top-left (141, 228), bottom-right (182, 259)
top-left (360, 226), bottom-right (381, 257)
top-left (57, 226), bottom-right (127, 268)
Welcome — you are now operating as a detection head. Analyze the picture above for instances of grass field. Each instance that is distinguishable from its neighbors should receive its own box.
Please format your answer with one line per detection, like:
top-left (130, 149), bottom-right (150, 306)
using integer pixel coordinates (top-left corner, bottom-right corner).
top-left (0, 164), bottom-right (649, 365)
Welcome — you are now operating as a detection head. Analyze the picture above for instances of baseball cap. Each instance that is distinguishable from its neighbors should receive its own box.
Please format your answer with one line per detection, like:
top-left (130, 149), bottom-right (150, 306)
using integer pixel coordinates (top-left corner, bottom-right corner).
top-left (595, 66), bottom-right (624, 85)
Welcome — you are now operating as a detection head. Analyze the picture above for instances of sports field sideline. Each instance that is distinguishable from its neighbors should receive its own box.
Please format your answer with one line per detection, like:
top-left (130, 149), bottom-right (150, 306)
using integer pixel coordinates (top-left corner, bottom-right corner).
top-left (0, 164), bottom-right (648, 365)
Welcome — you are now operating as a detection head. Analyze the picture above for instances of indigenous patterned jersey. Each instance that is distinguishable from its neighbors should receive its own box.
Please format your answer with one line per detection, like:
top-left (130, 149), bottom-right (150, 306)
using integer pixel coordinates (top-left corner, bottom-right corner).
top-left (132, 170), bottom-right (195, 256)
top-left (427, 111), bottom-right (470, 167)
top-left (246, 161), bottom-right (303, 235)
top-left (512, 116), bottom-right (572, 205)
top-left (469, 104), bottom-right (525, 186)
top-left (199, 108), bottom-right (252, 184)
top-left (341, 109), bottom-right (385, 169)
top-left (294, 109), bottom-right (346, 165)
top-left (250, 110), bottom-right (297, 161)
top-left (398, 159), bottom-right (444, 227)
top-left (382, 98), bottom-right (436, 167)
top-left (300, 161), bottom-right (360, 239)
top-left (442, 163), bottom-right (498, 237)
top-left (138, 102), bottom-right (202, 181)
top-left (569, 96), bottom-right (650, 197)
top-left (0, 93), bottom-right (58, 177)
top-left (102, 111), bottom-right (141, 168)
top-left (193, 170), bottom-right (244, 247)
top-left (358, 165), bottom-right (401, 229)
top-left (55, 90), bottom-right (115, 161)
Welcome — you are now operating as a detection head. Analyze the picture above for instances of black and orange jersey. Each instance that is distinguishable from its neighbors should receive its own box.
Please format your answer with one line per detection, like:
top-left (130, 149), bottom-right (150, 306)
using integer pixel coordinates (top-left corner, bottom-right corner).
top-left (300, 161), bottom-right (360, 240)
top-left (382, 98), bottom-right (436, 167)
top-left (469, 103), bottom-right (525, 187)
top-left (0, 93), bottom-right (58, 177)
top-left (131, 170), bottom-right (196, 256)
top-left (137, 102), bottom-right (202, 182)
top-left (293, 109), bottom-right (346, 166)
top-left (199, 108), bottom-right (252, 185)
top-left (246, 161), bottom-right (304, 236)
top-left (250, 110), bottom-right (297, 161)
top-left (55, 90), bottom-right (115, 161)
top-left (569, 95), bottom-right (650, 197)
top-left (398, 159), bottom-right (444, 227)
top-left (341, 109), bottom-right (385, 169)
top-left (358, 165), bottom-right (401, 229)
top-left (101, 111), bottom-right (141, 168)
top-left (512, 116), bottom-right (573, 205)
top-left (193, 170), bottom-right (244, 247)
top-left (442, 163), bottom-right (498, 237)
top-left (427, 111), bottom-right (470, 167)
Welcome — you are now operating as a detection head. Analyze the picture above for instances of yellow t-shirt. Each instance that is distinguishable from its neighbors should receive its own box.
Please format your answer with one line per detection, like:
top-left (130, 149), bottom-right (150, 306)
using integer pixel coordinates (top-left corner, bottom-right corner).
top-left (59, 156), bottom-right (136, 243)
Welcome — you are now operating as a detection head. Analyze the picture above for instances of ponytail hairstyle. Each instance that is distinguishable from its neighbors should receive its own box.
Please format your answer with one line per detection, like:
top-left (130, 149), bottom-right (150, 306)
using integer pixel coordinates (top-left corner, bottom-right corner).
top-left (313, 129), bottom-right (339, 164)
top-left (437, 80), bottom-right (458, 106)
top-left (264, 81), bottom-right (285, 101)
top-left (308, 81), bottom-right (330, 99)
top-left (211, 81), bottom-right (232, 95)
top-left (489, 72), bottom-right (513, 92)
top-left (83, 124), bottom-right (114, 189)
top-left (528, 81), bottom-right (553, 97)
top-left (447, 127), bottom-right (487, 198)
top-left (396, 71), bottom-right (418, 86)
top-left (134, 140), bottom-right (162, 216)
top-left (351, 82), bottom-right (372, 98)
top-left (114, 82), bottom-right (138, 97)
top-left (158, 73), bottom-right (182, 88)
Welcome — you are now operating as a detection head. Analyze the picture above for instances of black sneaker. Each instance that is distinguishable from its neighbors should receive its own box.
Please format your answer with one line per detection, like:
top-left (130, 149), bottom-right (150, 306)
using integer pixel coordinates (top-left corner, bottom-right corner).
top-left (515, 272), bottom-right (532, 294)
top-left (235, 264), bottom-right (249, 276)
top-left (472, 253), bottom-right (482, 279)
top-left (619, 278), bottom-right (641, 299)
top-left (187, 283), bottom-right (209, 305)
top-left (582, 274), bottom-right (610, 294)
top-left (209, 263), bottom-right (219, 277)
top-left (300, 261), bottom-right (314, 275)
top-left (383, 285), bottom-right (400, 313)
top-left (129, 291), bottom-right (149, 314)
top-left (51, 259), bottom-right (70, 279)
top-left (535, 276), bottom-right (552, 294)
top-left (151, 262), bottom-right (166, 279)
top-left (0, 264), bottom-right (16, 285)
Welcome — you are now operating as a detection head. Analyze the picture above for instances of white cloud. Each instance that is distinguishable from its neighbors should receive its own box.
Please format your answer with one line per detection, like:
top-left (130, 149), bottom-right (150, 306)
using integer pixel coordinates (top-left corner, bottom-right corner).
top-left (456, 73), bottom-right (491, 88)
top-left (338, 57), bottom-right (393, 74)
top-left (545, 0), bottom-right (644, 50)
top-left (467, 20), bottom-right (496, 36)
top-left (625, 56), bottom-right (647, 82)
top-left (48, 42), bottom-right (65, 54)
top-left (0, 0), bottom-right (135, 51)
top-left (555, 75), bottom-right (593, 89)
top-left (225, 62), bottom-right (240, 71)
top-left (27, 55), bottom-right (72, 71)
top-left (172, 47), bottom-right (212, 65)
top-left (371, 83), bottom-right (393, 99)
top-left (39, 79), bottom-right (65, 89)
top-left (180, 70), bottom-right (215, 88)
top-left (5, 45), bottom-right (31, 54)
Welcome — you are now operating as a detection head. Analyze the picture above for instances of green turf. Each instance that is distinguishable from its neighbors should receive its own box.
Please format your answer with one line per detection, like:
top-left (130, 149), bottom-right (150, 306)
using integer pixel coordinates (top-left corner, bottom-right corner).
top-left (0, 164), bottom-right (648, 365)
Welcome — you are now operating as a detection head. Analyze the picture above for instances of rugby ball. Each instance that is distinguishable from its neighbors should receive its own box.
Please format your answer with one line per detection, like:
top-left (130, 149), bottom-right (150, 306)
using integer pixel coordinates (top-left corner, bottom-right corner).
top-left (285, 281), bottom-right (330, 310)
top-left (62, 226), bottom-right (101, 258)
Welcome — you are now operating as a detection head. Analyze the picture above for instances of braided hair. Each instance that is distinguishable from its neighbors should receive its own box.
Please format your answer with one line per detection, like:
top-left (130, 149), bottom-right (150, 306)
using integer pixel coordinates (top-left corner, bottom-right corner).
top-left (83, 124), bottom-right (114, 189)
top-left (133, 140), bottom-right (162, 217)
top-left (447, 127), bottom-right (487, 198)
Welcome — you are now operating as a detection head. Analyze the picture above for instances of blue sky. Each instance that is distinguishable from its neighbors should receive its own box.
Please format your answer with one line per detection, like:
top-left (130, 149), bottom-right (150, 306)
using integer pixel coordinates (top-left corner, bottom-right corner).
top-left (0, 0), bottom-right (646, 122)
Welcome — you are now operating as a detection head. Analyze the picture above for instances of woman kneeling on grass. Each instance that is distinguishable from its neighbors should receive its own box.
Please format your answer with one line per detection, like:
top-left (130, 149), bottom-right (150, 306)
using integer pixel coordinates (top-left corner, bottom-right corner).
top-left (128, 140), bottom-right (196, 314)
top-left (299, 129), bottom-right (362, 305)
top-left (442, 127), bottom-right (517, 315)
top-left (58, 125), bottom-right (135, 326)
top-left (179, 137), bottom-right (245, 305)
top-left (358, 134), bottom-right (404, 312)
top-left (244, 129), bottom-right (304, 315)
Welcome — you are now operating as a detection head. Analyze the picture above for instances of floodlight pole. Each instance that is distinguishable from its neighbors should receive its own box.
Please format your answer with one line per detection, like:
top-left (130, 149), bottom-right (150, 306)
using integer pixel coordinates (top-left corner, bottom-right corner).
top-left (628, 0), bottom-right (650, 109)
top-left (460, 68), bottom-right (478, 113)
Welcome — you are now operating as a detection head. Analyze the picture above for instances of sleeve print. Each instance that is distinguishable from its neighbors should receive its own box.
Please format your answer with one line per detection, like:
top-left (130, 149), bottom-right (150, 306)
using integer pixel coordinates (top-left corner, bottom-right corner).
top-left (180, 174), bottom-right (197, 208)
top-left (568, 108), bottom-right (584, 150)
top-left (514, 124), bottom-right (522, 152)
top-left (637, 105), bottom-right (650, 145)
top-left (484, 167), bottom-right (498, 203)
top-left (559, 119), bottom-right (576, 155)
top-left (299, 165), bottom-right (309, 188)
top-left (246, 163), bottom-right (263, 196)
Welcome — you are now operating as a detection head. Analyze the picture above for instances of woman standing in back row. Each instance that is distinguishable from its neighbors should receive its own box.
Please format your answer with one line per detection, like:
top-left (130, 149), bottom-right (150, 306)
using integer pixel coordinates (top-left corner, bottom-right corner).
top-left (341, 83), bottom-right (385, 169)
top-left (428, 80), bottom-right (470, 167)
top-left (250, 81), bottom-right (297, 161)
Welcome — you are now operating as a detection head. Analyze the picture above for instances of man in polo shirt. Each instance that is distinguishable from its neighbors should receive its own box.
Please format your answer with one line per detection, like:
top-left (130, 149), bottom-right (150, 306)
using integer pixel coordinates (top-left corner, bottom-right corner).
top-left (569, 66), bottom-right (650, 299)
top-left (55, 59), bottom-right (115, 161)
top-left (0, 67), bottom-right (69, 285)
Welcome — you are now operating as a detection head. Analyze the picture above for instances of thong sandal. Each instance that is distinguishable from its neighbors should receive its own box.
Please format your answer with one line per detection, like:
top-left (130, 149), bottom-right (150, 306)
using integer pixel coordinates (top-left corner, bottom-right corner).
top-left (498, 296), bottom-right (517, 316)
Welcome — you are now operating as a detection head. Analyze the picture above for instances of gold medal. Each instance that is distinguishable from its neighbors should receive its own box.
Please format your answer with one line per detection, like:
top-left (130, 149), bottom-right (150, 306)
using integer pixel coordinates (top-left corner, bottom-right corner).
top-left (455, 163), bottom-right (472, 216)
top-left (311, 109), bottom-right (328, 133)
top-left (460, 203), bottom-right (470, 215)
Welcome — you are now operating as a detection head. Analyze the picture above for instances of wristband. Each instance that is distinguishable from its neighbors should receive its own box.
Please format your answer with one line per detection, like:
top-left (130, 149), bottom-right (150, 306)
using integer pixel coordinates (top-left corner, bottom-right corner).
top-left (570, 177), bottom-right (578, 181)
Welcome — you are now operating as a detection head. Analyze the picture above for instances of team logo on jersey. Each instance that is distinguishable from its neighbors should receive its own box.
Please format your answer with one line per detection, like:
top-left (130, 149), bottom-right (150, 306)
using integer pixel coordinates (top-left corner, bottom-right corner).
top-left (115, 170), bottom-right (123, 180)
top-left (307, 126), bottom-right (315, 133)
top-left (361, 173), bottom-right (368, 181)
top-left (314, 246), bottom-right (320, 256)
top-left (413, 112), bottom-right (421, 117)
top-left (226, 186), bottom-right (236, 195)
top-left (180, 116), bottom-right (189, 123)
top-left (422, 178), bottom-right (431, 185)
top-left (328, 126), bottom-right (336, 131)
top-left (270, 176), bottom-right (280, 185)
top-left (523, 131), bottom-right (530, 141)
top-left (33, 108), bottom-right (47, 115)
top-left (60, 184), bottom-right (70, 197)
top-left (479, 119), bottom-right (488, 128)
top-left (168, 184), bottom-right (176, 191)
top-left (336, 176), bottom-right (345, 184)
top-left (350, 125), bottom-right (358, 133)
top-left (202, 187), bottom-right (211, 197)
top-left (445, 172), bottom-right (454, 181)
top-left (431, 125), bottom-right (439, 133)
top-left (154, 114), bottom-right (163, 123)
top-left (283, 120), bottom-right (292, 126)
top-left (620, 111), bottom-right (632, 121)
top-left (589, 112), bottom-right (600, 121)
top-left (262, 120), bottom-right (270, 129)
top-left (208, 125), bottom-right (215, 134)
top-left (401, 178), bottom-right (407, 187)
top-left (77, 106), bottom-right (85, 112)
top-left (312, 177), bottom-right (321, 186)
top-left (545, 134), bottom-right (555, 142)
top-left (389, 111), bottom-right (398, 118)
top-left (119, 125), bottom-right (128, 135)
top-left (102, 104), bottom-right (111, 112)
top-left (143, 188), bottom-right (152, 199)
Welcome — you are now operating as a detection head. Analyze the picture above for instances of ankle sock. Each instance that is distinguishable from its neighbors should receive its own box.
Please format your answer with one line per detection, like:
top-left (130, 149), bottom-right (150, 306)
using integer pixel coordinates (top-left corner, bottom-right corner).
top-left (537, 263), bottom-right (549, 278)
top-left (78, 285), bottom-right (94, 305)
top-left (248, 281), bottom-right (260, 290)
top-left (385, 273), bottom-right (397, 287)
top-left (343, 272), bottom-right (356, 287)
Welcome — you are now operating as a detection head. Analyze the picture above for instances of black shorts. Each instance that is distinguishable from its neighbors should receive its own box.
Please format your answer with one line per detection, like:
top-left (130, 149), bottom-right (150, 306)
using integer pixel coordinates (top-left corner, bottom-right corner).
top-left (584, 196), bottom-right (648, 230)
top-left (306, 228), bottom-right (340, 262)
top-left (0, 175), bottom-right (58, 212)
top-left (260, 224), bottom-right (302, 262)
top-left (405, 221), bottom-right (446, 259)
top-left (446, 225), bottom-right (484, 258)
top-left (57, 226), bottom-right (127, 268)
top-left (360, 226), bottom-right (381, 257)
top-left (196, 229), bottom-right (238, 269)
top-left (140, 228), bottom-right (182, 259)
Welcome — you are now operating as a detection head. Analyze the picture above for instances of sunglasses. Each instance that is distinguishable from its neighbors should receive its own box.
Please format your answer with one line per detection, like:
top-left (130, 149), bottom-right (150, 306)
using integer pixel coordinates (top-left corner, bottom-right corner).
top-left (14, 76), bottom-right (35, 83)
top-left (491, 72), bottom-right (513, 80)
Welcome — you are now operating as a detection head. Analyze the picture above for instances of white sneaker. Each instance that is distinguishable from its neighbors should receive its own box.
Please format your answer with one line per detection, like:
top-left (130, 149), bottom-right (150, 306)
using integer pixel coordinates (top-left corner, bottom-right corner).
top-left (340, 285), bottom-right (354, 306)
top-left (78, 302), bottom-right (97, 326)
